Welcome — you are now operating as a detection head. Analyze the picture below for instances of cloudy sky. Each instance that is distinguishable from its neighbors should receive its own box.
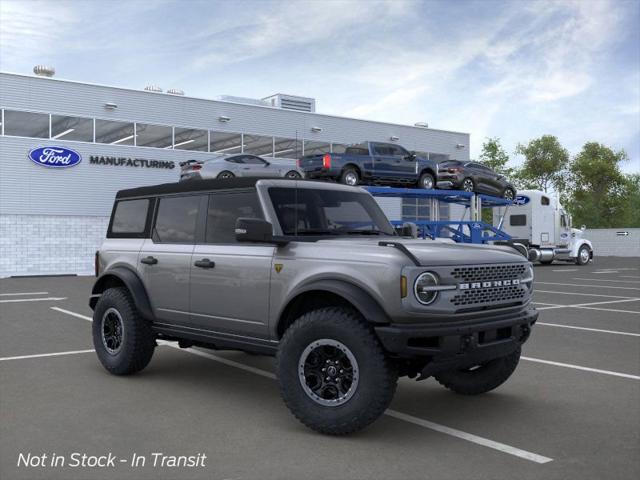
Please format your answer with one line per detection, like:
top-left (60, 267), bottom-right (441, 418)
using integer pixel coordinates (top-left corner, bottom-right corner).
top-left (1, 0), bottom-right (638, 172)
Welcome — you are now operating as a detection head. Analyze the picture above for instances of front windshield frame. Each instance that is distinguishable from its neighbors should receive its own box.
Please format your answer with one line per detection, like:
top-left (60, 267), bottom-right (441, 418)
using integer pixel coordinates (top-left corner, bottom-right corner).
top-left (267, 187), bottom-right (396, 238)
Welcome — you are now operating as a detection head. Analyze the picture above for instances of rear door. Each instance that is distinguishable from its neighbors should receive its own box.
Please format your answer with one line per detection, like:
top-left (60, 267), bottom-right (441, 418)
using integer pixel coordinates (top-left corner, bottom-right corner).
top-left (189, 190), bottom-right (274, 338)
top-left (139, 194), bottom-right (204, 325)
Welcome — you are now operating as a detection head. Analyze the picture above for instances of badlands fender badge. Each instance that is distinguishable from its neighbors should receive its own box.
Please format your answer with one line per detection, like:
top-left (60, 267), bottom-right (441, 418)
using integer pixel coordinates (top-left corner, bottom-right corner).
top-left (274, 264), bottom-right (283, 273)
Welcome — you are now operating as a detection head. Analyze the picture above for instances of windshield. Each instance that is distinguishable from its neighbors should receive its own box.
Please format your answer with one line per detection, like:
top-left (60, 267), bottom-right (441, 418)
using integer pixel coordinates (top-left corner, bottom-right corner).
top-left (268, 187), bottom-right (395, 237)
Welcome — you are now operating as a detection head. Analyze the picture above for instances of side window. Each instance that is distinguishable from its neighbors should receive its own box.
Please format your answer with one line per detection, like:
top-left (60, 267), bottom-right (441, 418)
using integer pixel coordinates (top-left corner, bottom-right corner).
top-left (389, 145), bottom-right (409, 157)
top-left (561, 215), bottom-right (567, 228)
top-left (541, 196), bottom-right (550, 206)
top-left (372, 144), bottom-right (390, 156)
top-left (226, 156), bottom-right (242, 164)
top-left (154, 196), bottom-right (201, 244)
top-left (510, 214), bottom-right (527, 226)
top-left (205, 191), bottom-right (263, 244)
top-left (242, 155), bottom-right (266, 165)
top-left (110, 199), bottom-right (150, 236)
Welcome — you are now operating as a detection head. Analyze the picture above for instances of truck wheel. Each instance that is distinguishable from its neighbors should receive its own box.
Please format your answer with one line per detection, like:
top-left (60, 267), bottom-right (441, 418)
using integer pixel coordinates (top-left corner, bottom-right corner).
top-left (576, 245), bottom-right (591, 265)
top-left (217, 171), bottom-right (235, 179)
top-left (92, 287), bottom-right (155, 376)
top-left (462, 178), bottom-right (475, 192)
top-left (340, 168), bottom-right (359, 186)
top-left (418, 172), bottom-right (435, 189)
top-left (434, 347), bottom-right (520, 395)
top-left (276, 307), bottom-right (398, 435)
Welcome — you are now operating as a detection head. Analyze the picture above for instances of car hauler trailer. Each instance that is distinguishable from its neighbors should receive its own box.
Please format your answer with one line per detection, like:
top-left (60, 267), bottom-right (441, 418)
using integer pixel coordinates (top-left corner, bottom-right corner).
top-left (492, 190), bottom-right (593, 265)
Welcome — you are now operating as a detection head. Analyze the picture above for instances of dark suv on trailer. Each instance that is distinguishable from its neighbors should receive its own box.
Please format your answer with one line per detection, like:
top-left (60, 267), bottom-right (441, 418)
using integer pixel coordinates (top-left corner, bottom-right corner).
top-left (437, 160), bottom-right (516, 199)
top-left (90, 178), bottom-right (537, 435)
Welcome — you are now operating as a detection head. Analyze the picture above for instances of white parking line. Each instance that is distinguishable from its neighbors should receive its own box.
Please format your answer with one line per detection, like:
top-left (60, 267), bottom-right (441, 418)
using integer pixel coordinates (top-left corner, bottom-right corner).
top-left (0, 291), bottom-right (49, 296)
top-left (537, 322), bottom-right (640, 337)
top-left (0, 349), bottom-right (95, 362)
top-left (46, 310), bottom-right (553, 464)
top-left (0, 297), bottom-right (67, 303)
top-left (573, 278), bottom-right (640, 284)
top-left (536, 282), bottom-right (640, 291)
top-left (573, 306), bottom-right (640, 315)
top-left (551, 269), bottom-right (578, 272)
top-left (534, 298), bottom-right (640, 311)
top-left (621, 275), bottom-right (640, 279)
top-left (592, 271), bottom-right (620, 274)
top-left (535, 290), bottom-right (638, 299)
top-left (165, 343), bottom-right (553, 464)
top-left (51, 307), bottom-right (93, 321)
top-left (522, 357), bottom-right (640, 380)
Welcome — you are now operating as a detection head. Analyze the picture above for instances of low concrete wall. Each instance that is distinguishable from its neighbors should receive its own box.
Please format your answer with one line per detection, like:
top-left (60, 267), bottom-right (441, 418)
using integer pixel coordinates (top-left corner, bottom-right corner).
top-left (585, 228), bottom-right (640, 257)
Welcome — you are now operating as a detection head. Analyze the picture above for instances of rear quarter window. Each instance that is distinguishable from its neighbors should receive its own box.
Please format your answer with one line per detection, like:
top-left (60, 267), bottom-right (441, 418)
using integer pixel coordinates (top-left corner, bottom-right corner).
top-left (108, 199), bottom-right (151, 237)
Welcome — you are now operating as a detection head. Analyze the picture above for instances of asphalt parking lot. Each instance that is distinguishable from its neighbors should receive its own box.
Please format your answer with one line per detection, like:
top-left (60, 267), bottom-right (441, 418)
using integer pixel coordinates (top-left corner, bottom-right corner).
top-left (1, 257), bottom-right (639, 480)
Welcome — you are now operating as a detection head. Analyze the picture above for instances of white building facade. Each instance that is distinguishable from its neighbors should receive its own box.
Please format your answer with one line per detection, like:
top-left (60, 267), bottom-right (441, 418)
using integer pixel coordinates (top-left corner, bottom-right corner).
top-left (0, 72), bottom-right (470, 277)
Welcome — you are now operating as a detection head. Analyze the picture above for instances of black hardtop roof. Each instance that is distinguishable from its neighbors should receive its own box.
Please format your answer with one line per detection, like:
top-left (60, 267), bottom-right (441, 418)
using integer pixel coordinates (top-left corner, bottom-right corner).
top-left (115, 177), bottom-right (299, 199)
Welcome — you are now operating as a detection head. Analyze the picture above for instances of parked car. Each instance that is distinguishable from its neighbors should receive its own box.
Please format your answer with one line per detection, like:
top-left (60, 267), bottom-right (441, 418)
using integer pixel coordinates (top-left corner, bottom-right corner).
top-left (90, 177), bottom-right (537, 435)
top-left (298, 141), bottom-right (439, 189)
top-left (180, 154), bottom-right (302, 181)
top-left (437, 160), bottom-right (516, 200)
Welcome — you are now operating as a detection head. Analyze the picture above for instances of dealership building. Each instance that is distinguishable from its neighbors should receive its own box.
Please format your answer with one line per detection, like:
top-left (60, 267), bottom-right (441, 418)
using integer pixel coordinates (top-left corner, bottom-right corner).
top-left (0, 69), bottom-right (470, 277)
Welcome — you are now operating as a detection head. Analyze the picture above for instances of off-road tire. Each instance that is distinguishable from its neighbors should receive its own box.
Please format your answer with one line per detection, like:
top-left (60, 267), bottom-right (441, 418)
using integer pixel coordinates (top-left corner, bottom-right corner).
top-left (276, 307), bottom-right (398, 435)
top-left (576, 245), bottom-right (590, 265)
top-left (339, 168), bottom-right (359, 186)
top-left (92, 287), bottom-right (155, 375)
top-left (434, 347), bottom-right (521, 395)
top-left (418, 172), bottom-right (435, 190)
top-left (217, 171), bottom-right (235, 179)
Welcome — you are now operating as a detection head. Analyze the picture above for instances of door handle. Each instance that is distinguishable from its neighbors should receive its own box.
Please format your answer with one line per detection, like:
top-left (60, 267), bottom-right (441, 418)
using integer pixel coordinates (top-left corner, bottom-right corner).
top-left (194, 258), bottom-right (215, 269)
top-left (141, 256), bottom-right (158, 265)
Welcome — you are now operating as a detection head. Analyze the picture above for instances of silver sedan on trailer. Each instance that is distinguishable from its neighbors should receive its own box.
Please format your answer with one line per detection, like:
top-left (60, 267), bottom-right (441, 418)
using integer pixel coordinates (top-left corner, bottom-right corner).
top-left (180, 154), bottom-right (303, 181)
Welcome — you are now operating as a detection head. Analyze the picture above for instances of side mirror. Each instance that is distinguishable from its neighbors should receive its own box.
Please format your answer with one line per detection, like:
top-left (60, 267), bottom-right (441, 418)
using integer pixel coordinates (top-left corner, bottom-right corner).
top-left (263, 161), bottom-right (270, 166)
top-left (581, 225), bottom-right (586, 231)
top-left (395, 222), bottom-right (418, 238)
top-left (405, 152), bottom-right (417, 161)
top-left (235, 218), bottom-right (288, 244)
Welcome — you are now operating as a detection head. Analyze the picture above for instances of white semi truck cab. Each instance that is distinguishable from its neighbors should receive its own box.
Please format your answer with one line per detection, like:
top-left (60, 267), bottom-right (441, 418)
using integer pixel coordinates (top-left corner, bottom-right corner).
top-left (493, 190), bottom-right (593, 265)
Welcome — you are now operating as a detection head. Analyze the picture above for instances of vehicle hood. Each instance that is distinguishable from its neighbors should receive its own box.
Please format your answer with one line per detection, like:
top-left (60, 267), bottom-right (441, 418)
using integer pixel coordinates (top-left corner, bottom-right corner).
top-left (313, 237), bottom-right (527, 266)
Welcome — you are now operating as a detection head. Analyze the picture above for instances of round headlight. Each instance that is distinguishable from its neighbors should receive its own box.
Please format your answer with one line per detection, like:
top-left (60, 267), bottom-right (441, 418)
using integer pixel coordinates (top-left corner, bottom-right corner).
top-left (414, 272), bottom-right (439, 305)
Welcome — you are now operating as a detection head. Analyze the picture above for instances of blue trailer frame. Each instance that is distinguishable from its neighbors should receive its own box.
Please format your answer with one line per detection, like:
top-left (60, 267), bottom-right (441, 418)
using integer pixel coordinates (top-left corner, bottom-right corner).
top-left (364, 187), bottom-right (513, 244)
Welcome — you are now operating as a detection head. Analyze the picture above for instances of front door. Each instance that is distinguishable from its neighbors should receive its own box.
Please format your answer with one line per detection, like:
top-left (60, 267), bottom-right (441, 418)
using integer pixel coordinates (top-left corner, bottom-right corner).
top-left (189, 190), bottom-right (274, 339)
top-left (140, 194), bottom-right (203, 325)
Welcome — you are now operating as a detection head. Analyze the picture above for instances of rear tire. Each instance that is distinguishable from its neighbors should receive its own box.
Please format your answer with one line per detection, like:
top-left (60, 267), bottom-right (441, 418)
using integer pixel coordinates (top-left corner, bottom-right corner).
top-left (92, 287), bottom-right (155, 376)
top-left (285, 170), bottom-right (302, 179)
top-left (418, 172), bottom-right (435, 190)
top-left (276, 307), bottom-right (398, 435)
top-left (340, 168), bottom-right (359, 186)
top-left (217, 171), bottom-right (235, 179)
top-left (434, 347), bottom-right (521, 395)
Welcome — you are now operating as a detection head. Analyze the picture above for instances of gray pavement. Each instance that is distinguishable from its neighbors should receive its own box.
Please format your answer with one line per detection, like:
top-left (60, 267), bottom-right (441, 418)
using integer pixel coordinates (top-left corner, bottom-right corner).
top-left (1, 257), bottom-right (639, 479)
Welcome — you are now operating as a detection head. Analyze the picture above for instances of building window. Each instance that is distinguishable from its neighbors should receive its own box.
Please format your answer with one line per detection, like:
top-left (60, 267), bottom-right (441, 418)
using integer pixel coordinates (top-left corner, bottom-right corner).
top-left (244, 134), bottom-right (274, 156)
top-left (3, 110), bottom-right (49, 138)
top-left (210, 131), bottom-right (243, 154)
top-left (273, 137), bottom-right (302, 158)
top-left (303, 140), bottom-right (330, 156)
top-left (135, 123), bottom-right (173, 148)
top-left (173, 127), bottom-right (208, 151)
top-left (95, 119), bottom-right (135, 145)
top-left (51, 115), bottom-right (93, 142)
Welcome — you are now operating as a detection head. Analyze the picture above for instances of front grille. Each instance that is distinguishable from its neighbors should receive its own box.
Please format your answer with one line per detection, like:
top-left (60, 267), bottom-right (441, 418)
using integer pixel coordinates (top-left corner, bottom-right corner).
top-left (451, 264), bottom-right (527, 283)
top-left (451, 285), bottom-right (526, 306)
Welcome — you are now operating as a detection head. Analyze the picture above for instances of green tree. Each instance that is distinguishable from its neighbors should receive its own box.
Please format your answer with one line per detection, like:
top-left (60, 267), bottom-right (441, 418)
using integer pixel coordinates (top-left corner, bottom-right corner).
top-left (515, 135), bottom-right (569, 193)
top-left (479, 137), bottom-right (514, 177)
top-left (618, 174), bottom-right (640, 228)
top-left (565, 142), bottom-right (630, 228)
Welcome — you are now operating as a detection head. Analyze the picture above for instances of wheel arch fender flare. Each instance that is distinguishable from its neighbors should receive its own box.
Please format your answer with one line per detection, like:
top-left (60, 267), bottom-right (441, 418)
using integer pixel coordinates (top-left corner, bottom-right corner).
top-left (571, 239), bottom-right (593, 258)
top-left (90, 267), bottom-right (155, 321)
top-left (277, 279), bottom-right (392, 332)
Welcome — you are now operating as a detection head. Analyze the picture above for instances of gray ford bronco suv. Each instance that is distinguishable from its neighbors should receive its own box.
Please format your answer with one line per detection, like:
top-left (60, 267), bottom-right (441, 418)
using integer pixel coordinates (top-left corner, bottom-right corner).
top-left (90, 178), bottom-right (537, 435)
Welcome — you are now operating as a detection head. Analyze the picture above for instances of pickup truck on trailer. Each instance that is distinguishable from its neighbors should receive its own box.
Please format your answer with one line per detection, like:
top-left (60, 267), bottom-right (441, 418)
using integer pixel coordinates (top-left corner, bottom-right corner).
top-left (298, 141), bottom-right (439, 189)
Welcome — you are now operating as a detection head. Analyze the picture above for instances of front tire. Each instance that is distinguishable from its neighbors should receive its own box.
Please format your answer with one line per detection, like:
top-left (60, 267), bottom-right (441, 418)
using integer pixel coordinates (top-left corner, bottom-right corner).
top-left (418, 172), bottom-right (435, 189)
top-left (461, 177), bottom-right (475, 192)
top-left (576, 245), bottom-right (591, 265)
top-left (434, 347), bottom-right (521, 395)
top-left (503, 188), bottom-right (516, 201)
top-left (285, 170), bottom-right (302, 179)
top-left (276, 307), bottom-right (398, 435)
top-left (92, 287), bottom-right (155, 375)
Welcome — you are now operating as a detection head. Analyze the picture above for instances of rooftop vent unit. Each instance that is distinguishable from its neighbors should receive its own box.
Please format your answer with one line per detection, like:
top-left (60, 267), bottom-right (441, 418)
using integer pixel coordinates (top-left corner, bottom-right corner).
top-left (144, 85), bottom-right (163, 93)
top-left (414, 122), bottom-right (429, 128)
top-left (167, 88), bottom-right (184, 96)
top-left (33, 65), bottom-right (55, 77)
top-left (217, 95), bottom-right (270, 107)
top-left (262, 94), bottom-right (316, 113)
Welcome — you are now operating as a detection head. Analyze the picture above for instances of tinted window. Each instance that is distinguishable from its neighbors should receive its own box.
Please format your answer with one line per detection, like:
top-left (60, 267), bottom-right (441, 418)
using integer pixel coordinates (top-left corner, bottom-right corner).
top-left (111, 199), bottom-right (150, 234)
top-left (206, 191), bottom-right (263, 243)
top-left (541, 196), bottom-right (550, 206)
top-left (510, 214), bottom-right (527, 226)
top-left (242, 155), bottom-right (267, 165)
top-left (373, 144), bottom-right (392, 155)
top-left (388, 145), bottom-right (409, 157)
top-left (226, 156), bottom-right (243, 164)
top-left (154, 196), bottom-right (200, 243)
top-left (268, 188), bottom-right (394, 236)
top-left (4, 110), bottom-right (49, 138)
top-left (345, 147), bottom-right (369, 155)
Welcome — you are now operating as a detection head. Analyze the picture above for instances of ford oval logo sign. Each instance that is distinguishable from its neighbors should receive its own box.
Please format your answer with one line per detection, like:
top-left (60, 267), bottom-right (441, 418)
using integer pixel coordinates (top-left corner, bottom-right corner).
top-left (28, 146), bottom-right (82, 168)
top-left (514, 195), bottom-right (530, 206)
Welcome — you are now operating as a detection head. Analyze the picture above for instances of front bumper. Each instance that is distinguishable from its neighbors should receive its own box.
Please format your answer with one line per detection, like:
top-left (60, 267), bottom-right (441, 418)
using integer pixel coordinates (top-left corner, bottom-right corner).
top-left (375, 307), bottom-right (537, 375)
